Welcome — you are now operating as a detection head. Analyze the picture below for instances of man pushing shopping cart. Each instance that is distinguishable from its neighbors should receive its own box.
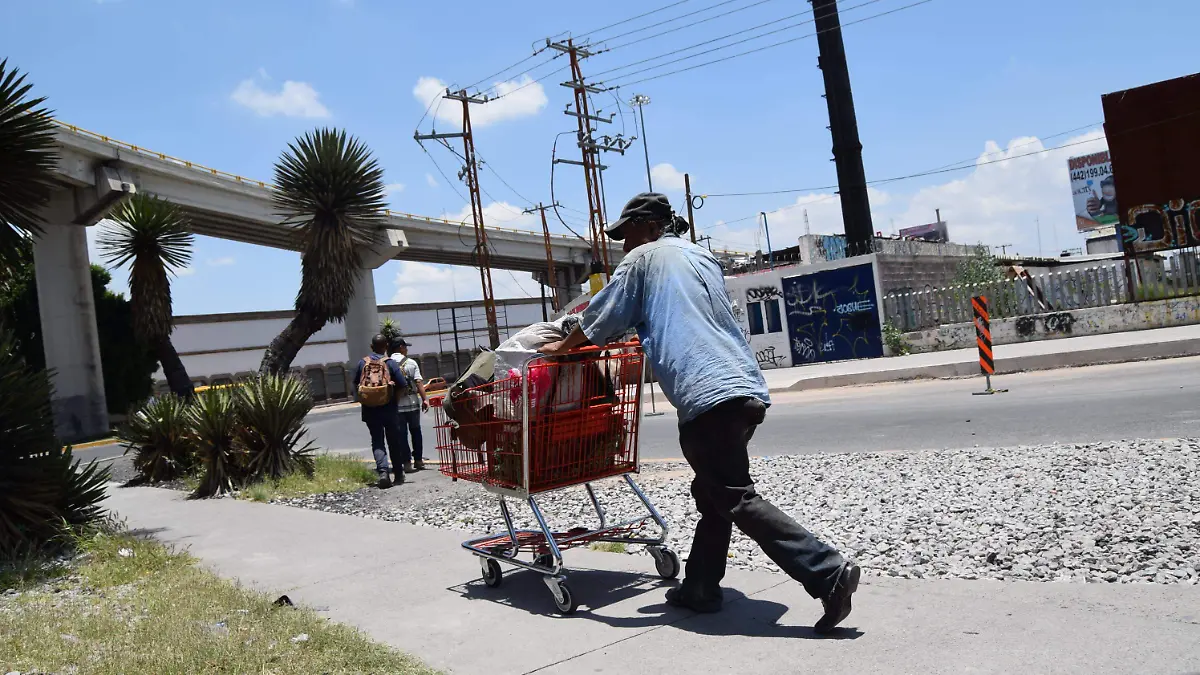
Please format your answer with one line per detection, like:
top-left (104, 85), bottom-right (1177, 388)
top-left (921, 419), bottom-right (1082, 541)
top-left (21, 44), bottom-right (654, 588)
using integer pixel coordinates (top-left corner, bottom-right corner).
top-left (540, 192), bottom-right (861, 634)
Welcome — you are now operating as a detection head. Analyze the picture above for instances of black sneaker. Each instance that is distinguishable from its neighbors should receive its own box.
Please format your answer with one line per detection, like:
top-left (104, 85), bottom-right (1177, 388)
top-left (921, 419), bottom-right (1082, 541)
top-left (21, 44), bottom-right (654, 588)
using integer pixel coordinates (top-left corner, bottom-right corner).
top-left (664, 585), bottom-right (723, 613)
top-left (814, 562), bottom-right (860, 634)
top-left (377, 474), bottom-right (392, 489)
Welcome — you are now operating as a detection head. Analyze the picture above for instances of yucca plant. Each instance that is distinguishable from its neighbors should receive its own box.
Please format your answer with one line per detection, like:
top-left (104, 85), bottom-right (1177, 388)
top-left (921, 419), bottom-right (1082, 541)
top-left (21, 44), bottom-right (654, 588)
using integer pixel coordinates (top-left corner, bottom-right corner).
top-left (189, 387), bottom-right (245, 499)
top-left (236, 374), bottom-right (315, 481)
top-left (379, 317), bottom-right (402, 346)
top-left (259, 129), bottom-right (386, 375)
top-left (120, 394), bottom-right (194, 483)
top-left (0, 330), bottom-right (109, 557)
top-left (0, 59), bottom-right (57, 270)
top-left (99, 193), bottom-right (196, 399)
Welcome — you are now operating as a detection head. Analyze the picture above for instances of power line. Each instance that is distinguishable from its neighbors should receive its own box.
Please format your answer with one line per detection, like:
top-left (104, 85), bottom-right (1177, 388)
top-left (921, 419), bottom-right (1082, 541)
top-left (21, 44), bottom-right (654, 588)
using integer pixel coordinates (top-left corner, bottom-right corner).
top-left (465, 47), bottom-right (548, 91)
top-left (574, 0), bottom-right (693, 39)
top-left (593, 0), bottom-right (775, 45)
top-left (602, 0), bottom-right (934, 88)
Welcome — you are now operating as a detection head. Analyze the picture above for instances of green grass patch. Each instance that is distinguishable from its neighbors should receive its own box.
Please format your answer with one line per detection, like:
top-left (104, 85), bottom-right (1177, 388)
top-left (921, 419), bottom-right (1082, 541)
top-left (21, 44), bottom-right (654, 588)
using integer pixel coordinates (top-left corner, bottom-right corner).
top-left (239, 454), bottom-right (376, 502)
top-left (0, 530), bottom-right (438, 675)
top-left (589, 541), bottom-right (628, 554)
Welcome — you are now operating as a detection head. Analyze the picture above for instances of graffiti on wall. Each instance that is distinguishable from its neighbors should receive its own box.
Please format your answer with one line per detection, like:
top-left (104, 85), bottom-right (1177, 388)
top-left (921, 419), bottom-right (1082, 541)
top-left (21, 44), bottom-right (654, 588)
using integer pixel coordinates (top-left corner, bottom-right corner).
top-left (782, 261), bottom-right (883, 364)
top-left (813, 235), bottom-right (848, 262)
top-left (755, 345), bottom-right (785, 367)
top-left (746, 286), bottom-right (782, 302)
top-left (1015, 312), bottom-right (1075, 337)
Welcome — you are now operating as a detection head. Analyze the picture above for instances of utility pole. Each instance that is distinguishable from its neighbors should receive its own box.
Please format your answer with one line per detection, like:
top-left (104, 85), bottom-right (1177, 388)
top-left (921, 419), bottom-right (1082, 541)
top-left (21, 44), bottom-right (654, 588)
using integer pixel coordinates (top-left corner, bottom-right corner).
top-left (549, 38), bottom-right (632, 293)
top-left (697, 235), bottom-right (714, 252)
top-left (804, 209), bottom-right (811, 236)
top-left (523, 202), bottom-right (561, 314)
top-left (997, 243), bottom-right (1014, 257)
top-left (684, 173), bottom-right (697, 243)
top-left (811, 0), bottom-right (874, 257)
top-left (414, 89), bottom-right (500, 349)
top-left (629, 94), bottom-right (653, 191)
top-left (760, 211), bottom-right (775, 269)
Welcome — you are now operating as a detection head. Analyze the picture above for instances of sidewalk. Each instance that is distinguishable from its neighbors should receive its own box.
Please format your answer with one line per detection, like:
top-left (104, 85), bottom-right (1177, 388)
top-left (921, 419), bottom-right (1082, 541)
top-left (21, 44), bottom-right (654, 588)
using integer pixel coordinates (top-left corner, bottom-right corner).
top-left (104, 486), bottom-right (1200, 675)
top-left (758, 323), bottom-right (1200, 392)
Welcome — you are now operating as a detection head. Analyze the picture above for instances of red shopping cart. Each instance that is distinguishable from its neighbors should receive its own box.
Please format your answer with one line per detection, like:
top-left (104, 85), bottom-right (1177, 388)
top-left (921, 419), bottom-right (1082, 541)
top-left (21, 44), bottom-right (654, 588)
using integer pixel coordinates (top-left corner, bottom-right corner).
top-left (434, 341), bottom-right (677, 614)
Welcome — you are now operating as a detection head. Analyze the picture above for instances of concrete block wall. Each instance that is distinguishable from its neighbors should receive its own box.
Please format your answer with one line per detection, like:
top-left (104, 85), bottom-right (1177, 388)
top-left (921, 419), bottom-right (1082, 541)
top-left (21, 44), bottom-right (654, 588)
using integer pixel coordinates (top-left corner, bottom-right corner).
top-left (901, 295), bottom-right (1200, 353)
top-left (877, 254), bottom-right (964, 294)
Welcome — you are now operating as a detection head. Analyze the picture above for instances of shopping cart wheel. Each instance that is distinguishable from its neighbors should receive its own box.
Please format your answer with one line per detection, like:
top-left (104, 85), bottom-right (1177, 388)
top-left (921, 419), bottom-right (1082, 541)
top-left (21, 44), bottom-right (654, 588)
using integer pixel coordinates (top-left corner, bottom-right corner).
top-left (534, 553), bottom-right (555, 571)
top-left (652, 548), bottom-right (681, 580)
top-left (547, 579), bottom-right (577, 615)
top-left (481, 558), bottom-right (503, 588)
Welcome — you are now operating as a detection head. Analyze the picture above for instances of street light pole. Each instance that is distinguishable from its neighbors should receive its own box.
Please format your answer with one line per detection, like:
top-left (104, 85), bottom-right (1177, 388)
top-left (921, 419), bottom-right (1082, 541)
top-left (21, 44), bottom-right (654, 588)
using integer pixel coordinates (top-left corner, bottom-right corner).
top-left (760, 211), bottom-right (774, 269)
top-left (630, 94), bottom-right (653, 191)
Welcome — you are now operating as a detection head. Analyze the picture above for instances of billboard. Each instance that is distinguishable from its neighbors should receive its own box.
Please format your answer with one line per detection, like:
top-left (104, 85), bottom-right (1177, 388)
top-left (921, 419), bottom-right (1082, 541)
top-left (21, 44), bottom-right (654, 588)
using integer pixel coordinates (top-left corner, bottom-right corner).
top-left (781, 260), bottom-right (884, 365)
top-left (898, 221), bottom-right (949, 242)
top-left (1101, 72), bottom-right (1200, 253)
top-left (1068, 151), bottom-right (1118, 232)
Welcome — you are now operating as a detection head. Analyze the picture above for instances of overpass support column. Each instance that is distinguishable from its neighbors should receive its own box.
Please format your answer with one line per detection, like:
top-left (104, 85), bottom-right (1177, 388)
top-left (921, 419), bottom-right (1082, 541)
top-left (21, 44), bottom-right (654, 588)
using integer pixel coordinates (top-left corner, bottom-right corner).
top-left (32, 222), bottom-right (109, 441)
top-left (344, 229), bottom-right (408, 364)
top-left (554, 266), bottom-right (583, 310)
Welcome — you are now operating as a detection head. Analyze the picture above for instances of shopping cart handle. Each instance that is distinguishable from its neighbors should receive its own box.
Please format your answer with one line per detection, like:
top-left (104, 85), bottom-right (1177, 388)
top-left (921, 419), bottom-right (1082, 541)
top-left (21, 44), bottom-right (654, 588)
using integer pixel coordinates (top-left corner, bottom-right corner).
top-left (565, 338), bottom-right (641, 355)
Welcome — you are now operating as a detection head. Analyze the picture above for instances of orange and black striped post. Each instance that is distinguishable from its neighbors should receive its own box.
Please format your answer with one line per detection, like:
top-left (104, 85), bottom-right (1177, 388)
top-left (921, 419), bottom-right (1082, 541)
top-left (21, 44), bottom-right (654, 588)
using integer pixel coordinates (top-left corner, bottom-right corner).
top-left (972, 295), bottom-right (1007, 395)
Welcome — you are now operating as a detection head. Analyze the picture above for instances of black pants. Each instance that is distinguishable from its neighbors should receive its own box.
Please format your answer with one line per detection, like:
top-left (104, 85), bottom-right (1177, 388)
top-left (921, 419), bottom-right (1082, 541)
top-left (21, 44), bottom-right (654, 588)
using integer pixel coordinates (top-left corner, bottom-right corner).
top-left (678, 397), bottom-right (845, 600)
top-left (365, 415), bottom-right (409, 475)
top-left (399, 409), bottom-right (423, 462)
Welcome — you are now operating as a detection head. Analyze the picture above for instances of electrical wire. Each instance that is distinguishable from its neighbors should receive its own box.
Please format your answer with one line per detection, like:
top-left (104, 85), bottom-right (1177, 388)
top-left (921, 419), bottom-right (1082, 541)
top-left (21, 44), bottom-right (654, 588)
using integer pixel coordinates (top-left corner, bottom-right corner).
top-left (464, 47), bottom-right (548, 91)
top-left (574, 0), bottom-right (693, 40)
top-left (602, 0), bottom-right (934, 88)
top-left (597, 0), bottom-right (790, 60)
top-left (549, 131), bottom-right (595, 246)
top-left (592, 0), bottom-right (772, 45)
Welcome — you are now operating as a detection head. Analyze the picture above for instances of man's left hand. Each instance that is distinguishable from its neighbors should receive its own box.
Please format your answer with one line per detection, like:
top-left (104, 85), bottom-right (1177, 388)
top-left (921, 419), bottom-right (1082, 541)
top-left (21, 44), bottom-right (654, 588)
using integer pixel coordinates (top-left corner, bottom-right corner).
top-left (421, 400), bottom-right (430, 413)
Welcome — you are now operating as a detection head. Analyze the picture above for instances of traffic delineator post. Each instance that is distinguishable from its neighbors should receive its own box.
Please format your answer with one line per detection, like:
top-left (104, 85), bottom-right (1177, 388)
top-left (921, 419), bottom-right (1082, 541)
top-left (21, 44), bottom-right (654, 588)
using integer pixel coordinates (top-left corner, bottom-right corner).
top-left (971, 295), bottom-right (1008, 395)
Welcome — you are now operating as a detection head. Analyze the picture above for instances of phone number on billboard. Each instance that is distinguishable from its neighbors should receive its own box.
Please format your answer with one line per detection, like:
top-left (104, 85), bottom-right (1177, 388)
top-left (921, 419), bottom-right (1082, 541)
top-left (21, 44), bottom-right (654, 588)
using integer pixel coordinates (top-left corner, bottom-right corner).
top-left (1071, 167), bottom-right (1110, 181)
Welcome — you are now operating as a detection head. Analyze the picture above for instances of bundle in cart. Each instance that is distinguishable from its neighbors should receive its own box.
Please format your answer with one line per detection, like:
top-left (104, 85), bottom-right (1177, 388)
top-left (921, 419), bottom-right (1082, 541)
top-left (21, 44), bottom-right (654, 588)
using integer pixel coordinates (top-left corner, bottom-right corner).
top-left (433, 341), bottom-right (679, 614)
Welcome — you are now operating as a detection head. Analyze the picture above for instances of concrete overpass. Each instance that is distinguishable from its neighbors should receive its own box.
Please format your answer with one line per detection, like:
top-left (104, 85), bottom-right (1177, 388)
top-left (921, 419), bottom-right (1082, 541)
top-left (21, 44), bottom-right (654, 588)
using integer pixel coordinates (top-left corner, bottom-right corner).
top-left (35, 122), bottom-right (619, 440)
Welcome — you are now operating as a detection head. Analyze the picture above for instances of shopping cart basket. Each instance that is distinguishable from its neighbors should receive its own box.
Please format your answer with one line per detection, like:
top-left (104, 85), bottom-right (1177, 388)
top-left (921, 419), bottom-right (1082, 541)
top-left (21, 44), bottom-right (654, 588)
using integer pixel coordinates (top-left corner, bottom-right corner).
top-left (434, 341), bottom-right (678, 614)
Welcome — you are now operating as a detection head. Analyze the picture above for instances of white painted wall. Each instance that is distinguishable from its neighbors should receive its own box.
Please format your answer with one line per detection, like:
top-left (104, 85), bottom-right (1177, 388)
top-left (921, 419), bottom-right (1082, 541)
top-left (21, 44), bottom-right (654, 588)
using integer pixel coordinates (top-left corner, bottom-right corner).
top-left (158, 298), bottom-right (549, 382)
top-left (725, 268), bottom-right (794, 370)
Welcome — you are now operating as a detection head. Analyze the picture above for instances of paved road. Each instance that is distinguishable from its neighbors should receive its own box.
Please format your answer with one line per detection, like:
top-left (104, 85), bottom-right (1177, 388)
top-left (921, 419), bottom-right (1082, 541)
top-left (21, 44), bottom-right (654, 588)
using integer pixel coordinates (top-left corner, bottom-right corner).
top-left (76, 356), bottom-right (1200, 466)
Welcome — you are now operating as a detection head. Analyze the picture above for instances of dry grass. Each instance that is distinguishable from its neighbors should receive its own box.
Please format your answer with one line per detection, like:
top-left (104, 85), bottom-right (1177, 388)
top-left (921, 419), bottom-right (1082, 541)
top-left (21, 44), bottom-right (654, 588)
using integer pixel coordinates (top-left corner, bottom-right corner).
top-left (0, 530), bottom-right (438, 675)
top-left (240, 454), bottom-right (377, 503)
top-left (589, 541), bottom-right (628, 554)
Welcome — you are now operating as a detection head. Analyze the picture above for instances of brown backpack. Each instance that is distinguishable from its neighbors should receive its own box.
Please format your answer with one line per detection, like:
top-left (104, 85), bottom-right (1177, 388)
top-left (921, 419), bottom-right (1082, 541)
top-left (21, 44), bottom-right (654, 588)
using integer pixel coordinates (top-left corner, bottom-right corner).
top-left (358, 356), bottom-right (392, 407)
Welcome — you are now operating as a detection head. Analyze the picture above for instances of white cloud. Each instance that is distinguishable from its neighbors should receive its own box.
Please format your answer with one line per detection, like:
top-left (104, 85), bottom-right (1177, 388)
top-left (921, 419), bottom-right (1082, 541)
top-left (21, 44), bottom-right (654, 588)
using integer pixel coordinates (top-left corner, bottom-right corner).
top-left (413, 75), bottom-right (547, 129)
top-left (701, 130), bottom-right (1108, 258)
top-left (206, 256), bottom-right (236, 267)
top-left (390, 261), bottom-right (541, 304)
top-left (231, 78), bottom-right (330, 118)
top-left (443, 200), bottom-right (538, 229)
top-left (650, 163), bottom-right (688, 192)
top-left (425, 173), bottom-right (439, 188)
top-left (386, 183), bottom-right (406, 194)
top-left (175, 266), bottom-right (197, 277)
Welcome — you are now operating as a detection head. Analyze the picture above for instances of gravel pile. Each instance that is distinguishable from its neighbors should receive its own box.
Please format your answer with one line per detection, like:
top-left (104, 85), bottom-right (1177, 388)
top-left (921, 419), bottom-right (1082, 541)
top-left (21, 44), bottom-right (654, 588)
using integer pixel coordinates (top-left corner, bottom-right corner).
top-left (278, 439), bottom-right (1200, 585)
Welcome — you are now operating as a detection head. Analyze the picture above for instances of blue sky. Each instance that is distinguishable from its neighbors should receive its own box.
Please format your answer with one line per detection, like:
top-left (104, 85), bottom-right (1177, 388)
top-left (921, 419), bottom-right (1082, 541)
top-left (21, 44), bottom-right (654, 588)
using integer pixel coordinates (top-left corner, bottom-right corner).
top-left (5, 0), bottom-right (1196, 314)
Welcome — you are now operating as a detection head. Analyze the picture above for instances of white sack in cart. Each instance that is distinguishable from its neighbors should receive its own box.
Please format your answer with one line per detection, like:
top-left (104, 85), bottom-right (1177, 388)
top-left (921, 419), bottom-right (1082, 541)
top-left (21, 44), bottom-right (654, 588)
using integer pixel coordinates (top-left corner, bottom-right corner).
top-left (493, 315), bottom-right (580, 379)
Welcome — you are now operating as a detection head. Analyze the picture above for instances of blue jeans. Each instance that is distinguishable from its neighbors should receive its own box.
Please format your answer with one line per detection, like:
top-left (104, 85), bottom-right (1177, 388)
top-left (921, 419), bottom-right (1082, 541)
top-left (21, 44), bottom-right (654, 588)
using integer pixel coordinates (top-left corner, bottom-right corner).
top-left (398, 409), bottom-right (423, 462)
top-left (366, 415), bottom-right (409, 475)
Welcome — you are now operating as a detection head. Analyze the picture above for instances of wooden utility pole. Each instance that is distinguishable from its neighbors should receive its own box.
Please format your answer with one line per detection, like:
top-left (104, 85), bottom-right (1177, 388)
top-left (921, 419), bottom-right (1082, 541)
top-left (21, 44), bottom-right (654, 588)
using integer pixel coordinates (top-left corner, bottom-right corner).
top-left (523, 202), bottom-right (560, 314)
top-left (414, 89), bottom-right (500, 348)
top-left (548, 38), bottom-right (632, 293)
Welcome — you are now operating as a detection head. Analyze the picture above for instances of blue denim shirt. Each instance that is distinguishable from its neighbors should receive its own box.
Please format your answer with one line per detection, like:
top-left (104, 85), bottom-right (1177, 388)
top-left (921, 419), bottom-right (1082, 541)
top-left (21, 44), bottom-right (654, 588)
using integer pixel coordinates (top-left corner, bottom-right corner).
top-left (581, 236), bottom-right (770, 423)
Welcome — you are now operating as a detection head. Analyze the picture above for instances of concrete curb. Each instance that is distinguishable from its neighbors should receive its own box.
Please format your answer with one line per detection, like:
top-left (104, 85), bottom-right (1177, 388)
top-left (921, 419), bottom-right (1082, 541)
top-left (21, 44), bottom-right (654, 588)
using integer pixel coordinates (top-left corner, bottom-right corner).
top-left (779, 337), bottom-right (1200, 392)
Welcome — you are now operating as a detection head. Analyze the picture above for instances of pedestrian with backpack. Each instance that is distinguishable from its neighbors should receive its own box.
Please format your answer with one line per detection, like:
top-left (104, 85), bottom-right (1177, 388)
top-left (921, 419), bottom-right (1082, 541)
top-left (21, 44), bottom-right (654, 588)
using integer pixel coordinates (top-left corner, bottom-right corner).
top-left (353, 334), bottom-right (410, 488)
top-left (388, 337), bottom-right (429, 474)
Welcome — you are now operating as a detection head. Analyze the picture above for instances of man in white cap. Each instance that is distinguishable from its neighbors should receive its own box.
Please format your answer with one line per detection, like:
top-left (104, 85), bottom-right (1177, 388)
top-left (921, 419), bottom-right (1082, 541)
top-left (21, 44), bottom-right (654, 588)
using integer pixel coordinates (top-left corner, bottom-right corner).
top-left (540, 192), bottom-right (860, 634)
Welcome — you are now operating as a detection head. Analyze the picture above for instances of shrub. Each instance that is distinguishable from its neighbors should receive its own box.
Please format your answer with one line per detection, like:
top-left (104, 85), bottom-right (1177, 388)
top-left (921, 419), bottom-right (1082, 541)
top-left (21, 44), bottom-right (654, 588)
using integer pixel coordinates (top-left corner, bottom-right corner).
top-left (189, 387), bottom-right (245, 498)
top-left (0, 330), bottom-right (109, 557)
top-left (119, 394), bottom-right (194, 483)
top-left (883, 321), bottom-right (911, 357)
top-left (236, 374), bottom-right (315, 481)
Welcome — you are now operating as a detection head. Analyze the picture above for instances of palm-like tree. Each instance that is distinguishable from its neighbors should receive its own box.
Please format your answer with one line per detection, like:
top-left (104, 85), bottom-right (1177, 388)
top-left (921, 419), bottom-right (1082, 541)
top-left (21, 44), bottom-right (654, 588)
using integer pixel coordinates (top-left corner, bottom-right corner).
top-left (259, 128), bottom-right (386, 375)
top-left (99, 193), bottom-right (196, 399)
top-left (0, 58), bottom-right (58, 271)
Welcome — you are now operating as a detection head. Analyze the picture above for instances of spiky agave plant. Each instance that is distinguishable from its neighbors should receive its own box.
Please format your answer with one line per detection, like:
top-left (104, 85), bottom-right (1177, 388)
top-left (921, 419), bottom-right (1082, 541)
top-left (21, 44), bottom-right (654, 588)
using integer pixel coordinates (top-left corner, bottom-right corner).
top-left (120, 394), bottom-right (194, 483)
top-left (100, 193), bottom-right (196, 399)
top-left (259, 128), bottom-right (387, 375)
top-left (0, 330), bottom-right (108, 557)
top-left (236, 374), bottom-right (315, 481)
top-left (0, 59), bottom-right (58, 269)
top-left (189, 387), bottom-right (244, 499)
